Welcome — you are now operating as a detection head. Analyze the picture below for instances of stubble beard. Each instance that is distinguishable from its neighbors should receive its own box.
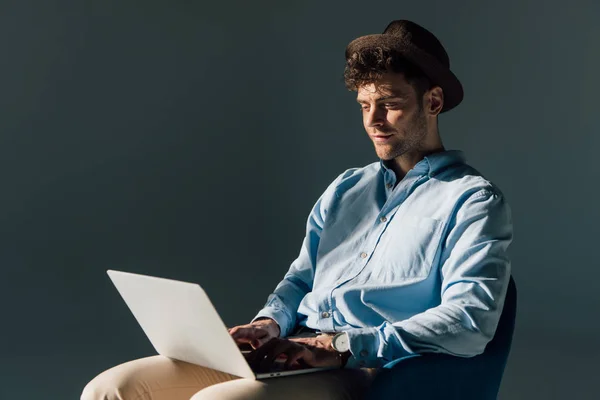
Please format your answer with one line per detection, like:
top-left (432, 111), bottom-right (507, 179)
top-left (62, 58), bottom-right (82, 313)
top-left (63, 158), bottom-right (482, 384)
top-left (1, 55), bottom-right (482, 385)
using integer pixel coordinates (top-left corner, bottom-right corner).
top-left (375, 108), bottom-right (428, 161)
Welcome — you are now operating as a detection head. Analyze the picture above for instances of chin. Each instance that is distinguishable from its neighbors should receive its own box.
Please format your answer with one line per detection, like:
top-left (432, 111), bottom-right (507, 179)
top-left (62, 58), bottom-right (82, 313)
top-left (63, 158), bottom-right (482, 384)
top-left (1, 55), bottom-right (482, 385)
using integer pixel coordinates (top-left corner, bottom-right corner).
top-left (374, 147), bottom-right (395, 160)
top-left (376, 152), bottom-right (394, 161)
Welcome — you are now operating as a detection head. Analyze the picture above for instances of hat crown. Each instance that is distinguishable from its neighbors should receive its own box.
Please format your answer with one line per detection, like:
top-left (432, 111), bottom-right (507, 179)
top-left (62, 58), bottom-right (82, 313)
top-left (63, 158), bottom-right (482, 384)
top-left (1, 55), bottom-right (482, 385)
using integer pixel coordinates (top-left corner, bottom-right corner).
top-left (344, 19), bottom-right (464, 112)
top-left (383, 20), bottom-right (450, 68)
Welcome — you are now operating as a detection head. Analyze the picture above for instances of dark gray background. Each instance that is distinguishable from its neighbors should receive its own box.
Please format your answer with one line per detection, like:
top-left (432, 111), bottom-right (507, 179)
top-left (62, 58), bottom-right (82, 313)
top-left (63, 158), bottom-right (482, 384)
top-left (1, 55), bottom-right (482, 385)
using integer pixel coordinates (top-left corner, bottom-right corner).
top-left (1, 0), bottom-right (598, 399)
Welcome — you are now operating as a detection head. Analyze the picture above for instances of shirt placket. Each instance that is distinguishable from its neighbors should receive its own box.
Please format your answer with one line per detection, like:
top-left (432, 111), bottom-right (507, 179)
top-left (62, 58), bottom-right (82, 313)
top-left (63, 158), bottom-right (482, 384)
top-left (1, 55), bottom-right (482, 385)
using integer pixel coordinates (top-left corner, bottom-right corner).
top-left (320, 170), bottom-right (428, 332)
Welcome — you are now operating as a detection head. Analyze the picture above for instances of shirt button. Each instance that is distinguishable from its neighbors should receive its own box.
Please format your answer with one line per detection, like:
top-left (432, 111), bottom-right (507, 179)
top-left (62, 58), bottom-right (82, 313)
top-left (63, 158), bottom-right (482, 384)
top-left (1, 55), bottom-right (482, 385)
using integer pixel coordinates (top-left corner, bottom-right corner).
top-left (386, 183), bottom-right (393, 189)
top-left (380, 216), bottom-right (387, 223)
top-left (360, 350), bottom-right (369, 357)
top-left (321, 311), bottom-right (330, 318)
top-left (360, 252), bottom-right (368, 259)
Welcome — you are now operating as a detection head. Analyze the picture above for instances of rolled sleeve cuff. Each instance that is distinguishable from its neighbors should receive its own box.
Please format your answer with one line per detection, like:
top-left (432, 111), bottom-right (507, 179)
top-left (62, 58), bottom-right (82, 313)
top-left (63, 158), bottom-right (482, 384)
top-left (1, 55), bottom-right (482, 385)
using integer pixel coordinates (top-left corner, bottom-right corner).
top-left (344, 325), bottom-right (414, 369)
top-left (345, 327), bottom-right (385, 369)
top-left (252, 307), bottom-right (293, 338)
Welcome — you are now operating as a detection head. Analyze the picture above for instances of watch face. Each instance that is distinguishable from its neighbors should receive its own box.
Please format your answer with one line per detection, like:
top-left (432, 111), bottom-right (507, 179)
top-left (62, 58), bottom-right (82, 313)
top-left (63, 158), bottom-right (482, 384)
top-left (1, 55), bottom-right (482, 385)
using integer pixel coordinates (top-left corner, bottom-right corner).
top-left (334, 332), bottom-right (349, 352)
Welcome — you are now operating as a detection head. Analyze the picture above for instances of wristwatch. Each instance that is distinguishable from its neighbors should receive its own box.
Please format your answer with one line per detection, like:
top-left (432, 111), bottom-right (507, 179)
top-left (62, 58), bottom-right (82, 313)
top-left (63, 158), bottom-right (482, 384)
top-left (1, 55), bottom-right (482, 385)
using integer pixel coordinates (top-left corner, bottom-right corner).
top-left (331, 332), bottom-right (351, 367)
top-left (331, 332), bottom-right (350, 353)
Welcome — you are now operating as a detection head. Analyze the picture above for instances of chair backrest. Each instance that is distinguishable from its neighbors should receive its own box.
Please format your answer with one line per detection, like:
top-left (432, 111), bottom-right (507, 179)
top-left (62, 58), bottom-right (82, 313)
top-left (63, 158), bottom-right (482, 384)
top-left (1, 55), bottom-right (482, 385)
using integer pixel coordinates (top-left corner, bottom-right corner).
top-left (484, 275), bottom-right (518, 356)
top-left (477, 275), bottom-right (517, 397)
top-left (367, 275), bottom-right (519, 400)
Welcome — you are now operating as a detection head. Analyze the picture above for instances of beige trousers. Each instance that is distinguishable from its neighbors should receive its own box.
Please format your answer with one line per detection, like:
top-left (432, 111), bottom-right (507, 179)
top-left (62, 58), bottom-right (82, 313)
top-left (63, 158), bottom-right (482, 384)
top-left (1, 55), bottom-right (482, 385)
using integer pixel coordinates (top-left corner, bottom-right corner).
top-left (81, 356), bottom-right (378, 400)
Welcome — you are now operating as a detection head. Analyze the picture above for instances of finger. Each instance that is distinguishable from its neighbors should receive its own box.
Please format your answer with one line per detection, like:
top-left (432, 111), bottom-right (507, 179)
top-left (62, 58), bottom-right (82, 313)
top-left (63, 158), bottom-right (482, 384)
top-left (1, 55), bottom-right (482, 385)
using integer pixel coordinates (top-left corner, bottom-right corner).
top-left (296, 334), bottom-right (331, 349)
top-left (233, 336), bottom-right (255, 345)
top-left (252, 339), bottom-right (301, 373)
top-left (289, 336), bottom-right (329, 349)
top-left (283, 348), bottom-right (308, 370)
top-left (258, 340), bottom-right (296, 372)
top-left (230, 327), bottom-right (256, 339)
top-left (246, 337), bottom-right (280, 370)
top-left (253, 334), bottom-right (274, 349)
top-left (231, 327), bottom-right (268, 344)
top-left (289, 337), bottom-right (316, 347)
top-left (238, 342), bottom-right (253, 351)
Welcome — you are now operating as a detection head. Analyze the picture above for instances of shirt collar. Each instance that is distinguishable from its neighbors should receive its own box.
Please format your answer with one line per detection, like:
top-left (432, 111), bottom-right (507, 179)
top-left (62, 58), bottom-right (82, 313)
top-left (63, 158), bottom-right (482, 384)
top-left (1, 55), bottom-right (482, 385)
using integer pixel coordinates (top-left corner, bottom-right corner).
top-left (379, 150), bottom-right (466, 178)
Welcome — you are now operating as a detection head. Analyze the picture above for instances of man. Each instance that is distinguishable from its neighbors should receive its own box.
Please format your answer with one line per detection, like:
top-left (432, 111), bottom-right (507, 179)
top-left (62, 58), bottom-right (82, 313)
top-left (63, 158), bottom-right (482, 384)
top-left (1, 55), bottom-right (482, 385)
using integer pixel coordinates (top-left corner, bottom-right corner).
top-left (82, 20), bottom-right (513, 400)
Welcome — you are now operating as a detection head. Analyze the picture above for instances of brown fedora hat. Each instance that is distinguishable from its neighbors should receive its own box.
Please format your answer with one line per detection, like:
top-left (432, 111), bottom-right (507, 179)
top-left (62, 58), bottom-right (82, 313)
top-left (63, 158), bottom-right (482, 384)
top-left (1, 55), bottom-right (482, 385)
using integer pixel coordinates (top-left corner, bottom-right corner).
top-left (345, 20), bottom-right (464, 113)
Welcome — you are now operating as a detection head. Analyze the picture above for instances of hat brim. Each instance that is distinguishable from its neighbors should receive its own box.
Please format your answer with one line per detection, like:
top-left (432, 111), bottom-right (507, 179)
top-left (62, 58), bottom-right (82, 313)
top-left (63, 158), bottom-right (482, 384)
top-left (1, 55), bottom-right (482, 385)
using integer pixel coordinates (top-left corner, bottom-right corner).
top-left (346, 34), bottom-right (464, 113)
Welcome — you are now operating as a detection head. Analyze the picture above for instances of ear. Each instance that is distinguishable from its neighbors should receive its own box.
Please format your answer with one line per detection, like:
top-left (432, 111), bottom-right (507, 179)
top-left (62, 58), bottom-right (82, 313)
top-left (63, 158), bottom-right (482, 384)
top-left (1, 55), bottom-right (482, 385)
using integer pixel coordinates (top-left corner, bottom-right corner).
top-left (425, 86), bottom-right (444, 116)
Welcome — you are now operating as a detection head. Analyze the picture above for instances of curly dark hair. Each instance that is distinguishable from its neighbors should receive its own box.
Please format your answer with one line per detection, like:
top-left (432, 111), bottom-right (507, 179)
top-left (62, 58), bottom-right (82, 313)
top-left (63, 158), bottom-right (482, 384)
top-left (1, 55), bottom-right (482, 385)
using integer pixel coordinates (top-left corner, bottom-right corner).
top-left (344, 47), bottom-right (431, 107)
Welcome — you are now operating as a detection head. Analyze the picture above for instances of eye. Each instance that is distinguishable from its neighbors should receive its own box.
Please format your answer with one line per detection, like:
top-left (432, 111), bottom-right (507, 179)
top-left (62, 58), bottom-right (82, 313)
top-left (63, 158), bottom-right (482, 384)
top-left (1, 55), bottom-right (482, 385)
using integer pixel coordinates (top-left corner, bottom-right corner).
top-left (384, 103), bottom-right (400, 109)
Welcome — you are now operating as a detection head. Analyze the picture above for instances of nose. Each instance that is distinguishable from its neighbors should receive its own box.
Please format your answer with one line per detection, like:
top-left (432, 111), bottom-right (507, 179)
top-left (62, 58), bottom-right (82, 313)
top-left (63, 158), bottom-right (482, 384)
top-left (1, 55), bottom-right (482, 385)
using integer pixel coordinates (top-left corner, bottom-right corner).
top-left (364, 107), bottom-right (386, 128)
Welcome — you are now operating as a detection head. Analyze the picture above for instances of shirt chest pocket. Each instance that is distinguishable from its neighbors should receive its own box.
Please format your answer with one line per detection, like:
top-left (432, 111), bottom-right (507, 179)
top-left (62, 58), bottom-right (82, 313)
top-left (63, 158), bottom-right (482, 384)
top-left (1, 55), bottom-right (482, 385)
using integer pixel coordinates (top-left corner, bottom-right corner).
top-left (375, 215), bottom-right (444, 280)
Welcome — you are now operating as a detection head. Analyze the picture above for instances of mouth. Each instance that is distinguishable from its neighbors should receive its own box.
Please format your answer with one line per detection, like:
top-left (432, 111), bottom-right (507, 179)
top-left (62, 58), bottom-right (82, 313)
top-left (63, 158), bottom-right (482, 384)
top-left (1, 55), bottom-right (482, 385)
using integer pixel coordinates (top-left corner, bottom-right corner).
top-left (371, 134), bottom-right (393, 142)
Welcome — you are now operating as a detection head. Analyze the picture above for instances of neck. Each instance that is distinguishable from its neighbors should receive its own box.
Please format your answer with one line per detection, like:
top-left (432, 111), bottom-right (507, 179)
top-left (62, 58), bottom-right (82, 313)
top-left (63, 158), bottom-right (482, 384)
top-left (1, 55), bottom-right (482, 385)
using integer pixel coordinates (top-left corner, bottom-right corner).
top-left (387, 145), bottom-right (445, 183)
top-left (385, 123), bottom-right (444, 183)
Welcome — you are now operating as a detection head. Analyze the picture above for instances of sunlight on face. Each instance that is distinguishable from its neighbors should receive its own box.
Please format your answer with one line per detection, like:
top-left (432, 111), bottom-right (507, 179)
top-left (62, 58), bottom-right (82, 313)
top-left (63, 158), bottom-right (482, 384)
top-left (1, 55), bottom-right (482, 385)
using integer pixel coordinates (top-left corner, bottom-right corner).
top-left (356, 73), bottom-right (427, 161)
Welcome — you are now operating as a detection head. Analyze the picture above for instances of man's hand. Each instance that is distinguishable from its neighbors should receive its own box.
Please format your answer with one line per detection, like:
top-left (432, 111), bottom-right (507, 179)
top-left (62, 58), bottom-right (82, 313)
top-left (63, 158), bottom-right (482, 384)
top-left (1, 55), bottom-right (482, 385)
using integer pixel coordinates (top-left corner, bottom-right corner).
top-left (246, 334), bottom-right (344, 372)
top-left (289, 333), bottom-right (335, 351)
top-left (228, 318), bottom-right (281, 349)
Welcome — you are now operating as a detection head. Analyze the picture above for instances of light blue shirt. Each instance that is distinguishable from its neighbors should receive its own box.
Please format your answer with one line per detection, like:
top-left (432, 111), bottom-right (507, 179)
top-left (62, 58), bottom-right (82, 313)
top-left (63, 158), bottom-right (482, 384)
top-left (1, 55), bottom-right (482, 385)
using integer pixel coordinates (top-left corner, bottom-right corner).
top-left (253, 150), bottom-right (513, 369)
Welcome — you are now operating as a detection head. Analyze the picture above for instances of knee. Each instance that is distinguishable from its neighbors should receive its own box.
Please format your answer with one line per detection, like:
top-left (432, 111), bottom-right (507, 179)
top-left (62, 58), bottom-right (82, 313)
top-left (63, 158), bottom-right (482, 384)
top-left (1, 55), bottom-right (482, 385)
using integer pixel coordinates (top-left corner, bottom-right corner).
top-left (80, 372), bottom-right (115, 400)
top-left (190, 379), bottom-right (266, 400)
top-left (189, 389), bottom-right (209, 400)
top-left (80, 364), bottom-right (139, 400)
top-left (189, 384), bottom-right (232, 400)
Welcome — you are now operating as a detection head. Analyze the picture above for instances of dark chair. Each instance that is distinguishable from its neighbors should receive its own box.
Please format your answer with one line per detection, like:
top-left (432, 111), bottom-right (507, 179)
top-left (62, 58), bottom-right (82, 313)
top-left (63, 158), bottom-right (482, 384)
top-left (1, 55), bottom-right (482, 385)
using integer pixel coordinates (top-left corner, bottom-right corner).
top-left (365, 276), bottom-right (517, 400)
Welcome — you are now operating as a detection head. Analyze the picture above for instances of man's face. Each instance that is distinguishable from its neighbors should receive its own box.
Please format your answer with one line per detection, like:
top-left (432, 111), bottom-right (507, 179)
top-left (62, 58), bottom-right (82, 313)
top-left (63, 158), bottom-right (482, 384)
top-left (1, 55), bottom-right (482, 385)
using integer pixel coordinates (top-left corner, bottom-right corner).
top-left (356, 72), bottom-right (428, 161)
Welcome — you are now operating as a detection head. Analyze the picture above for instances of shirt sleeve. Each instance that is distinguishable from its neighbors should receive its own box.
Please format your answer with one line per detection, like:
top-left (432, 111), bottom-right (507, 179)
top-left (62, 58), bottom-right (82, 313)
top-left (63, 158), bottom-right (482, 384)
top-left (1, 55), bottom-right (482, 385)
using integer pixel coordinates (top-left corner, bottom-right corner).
top-left (252, 170), bottom-right (351, 337)
top-left (345, 188), bottom-right (513, 368)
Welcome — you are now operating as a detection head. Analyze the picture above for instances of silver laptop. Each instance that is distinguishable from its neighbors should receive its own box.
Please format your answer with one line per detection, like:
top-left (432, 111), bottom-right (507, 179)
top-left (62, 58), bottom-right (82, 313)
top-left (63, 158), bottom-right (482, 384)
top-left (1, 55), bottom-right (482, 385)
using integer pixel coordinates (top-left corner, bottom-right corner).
top-left (106, 270), bottom-right (335, 379)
